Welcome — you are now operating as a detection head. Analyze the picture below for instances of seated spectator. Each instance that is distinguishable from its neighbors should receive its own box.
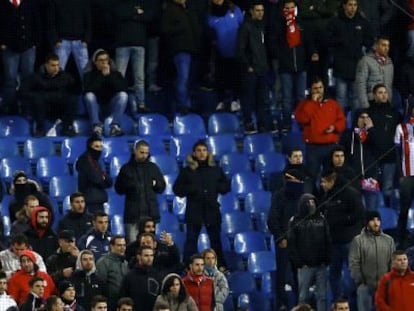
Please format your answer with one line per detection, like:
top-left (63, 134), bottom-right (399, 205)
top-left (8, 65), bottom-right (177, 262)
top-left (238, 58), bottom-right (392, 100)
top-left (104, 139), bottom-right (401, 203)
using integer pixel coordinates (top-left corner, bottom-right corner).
top-left (58, 281), bottom-right (85, 311)
top-left (0, 234), bottom-right (46, 279)
top-left (331, 298), bottom-right (350, 311)
top-left (11, 195), bottom-right (39, 238)
top-left (19, 276), bottom-right (46, 311)
top-left (57, 192), bottom-right (93, 240)
top-left (83, 49), bottom-right (128, 137)
top-left (8, 250), bottom-right (56, 305)
top-left (19, 53), bottom-right (77, 137)
top-left (45, 295), bottom-right (64, 311)
top-left (326, 145), bottom-right (359, 190)
top-left (0, 271), bottom-right (17, 310)
top-left (77, 211), bottom-right (111, 261)
top-left (116, 297), bottom-right (133, 311)
top-left (90, 295), bottom-right (108, 311)
top-left (125, 217), bottom-right (155, 262)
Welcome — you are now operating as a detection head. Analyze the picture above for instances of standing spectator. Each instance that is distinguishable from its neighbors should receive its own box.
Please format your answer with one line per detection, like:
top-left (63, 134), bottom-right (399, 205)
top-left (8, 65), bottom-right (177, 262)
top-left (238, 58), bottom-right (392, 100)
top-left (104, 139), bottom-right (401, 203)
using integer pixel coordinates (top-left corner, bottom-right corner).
top-left (375, 250), bottom-right (414, 311)
top-left (77, 211), bottom-right (111, 261)
top-left (173, 140), bottom-right (230, 267)
top-left (349, 210), bottom-right (395, 311)
top-left (235, 2), bottom-right (272, 133)
top-left (89, 0), bottom-right (114, 54)
top-left (327, 145), bottom-right (359, 190)
top-left (367, 83), bottom-right (400, 207)
top-left (327, 0), bottom-right (374, 110)
top-left (115, 140), bottom-right (166, 243)
top-left (57, 192), bottom-right (93, 240)
top-left (83, 49), bottom-right (128, 137)
top-left (95, 236), bottom-right (129, 310)
top-left (355, 36), bottom-right (393, 109)
top-left (207, 0), bottom-right (244, 111)
top-left (0, 271), bottom-right (17, 310)
top-left (47, 0), bottom-right (91, 79)
top-left (19, 53), bottom-right (77, 137)
top-left (0, 0), bottom-right (39, 113)
top-left (287, 194), bottom-right (330, 311)
top-left (76, 136), bottom-right (112, 214)
top-left (182, 254), bottom-right (214, 311)
top-left (19, 277), bottom-right (46, 311)
top-left (153, 273), bottom-right (198, 311)
top-left (160, 0), bottom-right (201, 114)
top-left (357, 0), bottom-right (394, 37)
top-left (202, 248), bottom-right (229, 311)
top-left (58, 281), bottom-right (84, 311)
top-left (294, 77), bottom-right (347, 182)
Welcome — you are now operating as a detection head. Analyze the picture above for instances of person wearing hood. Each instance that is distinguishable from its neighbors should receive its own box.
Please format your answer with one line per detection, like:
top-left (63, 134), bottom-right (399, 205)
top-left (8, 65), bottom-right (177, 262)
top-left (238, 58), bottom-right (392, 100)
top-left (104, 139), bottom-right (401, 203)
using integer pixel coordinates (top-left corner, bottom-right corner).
top-left (83, 49), bottom-right (128, 137)
top-left (115, 140), bottom-right (166, 243)
top-left (173, 140), bottom-right (230, 267)
top-left (349, 210), bottom-right (395, 311)
top-left (19, 276), bottom-right (47, 311)
top-left (153, 273), bottom-right (197, 311)
top-left (24, 206), bottom-right (58, 261)
top-left (70, 250), bottom-right (105, 311)
top-left (19, 53), bottom-right (76, 137)
top-left (287, 193), bottom-right (331, 311)
top-left (319, 169), bottom-right (364, 305)
top-left (119, 246), bottom-right (161, 311)
top-left (327, 145), bottom-right (359, 190)
top-left (8, 250), bottom-right (56, 305)
top-left (76, 136), bottom-right (112, 214)
top-left (58, 281), bottom-right (84, 311)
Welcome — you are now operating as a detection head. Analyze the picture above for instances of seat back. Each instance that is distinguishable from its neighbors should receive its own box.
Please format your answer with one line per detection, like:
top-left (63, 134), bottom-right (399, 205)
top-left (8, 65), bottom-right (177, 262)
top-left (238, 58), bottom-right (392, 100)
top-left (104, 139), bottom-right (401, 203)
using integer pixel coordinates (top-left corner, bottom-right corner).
top-left (173, 114), bottom-right (206, 138)
top-left (169, 135), bottom-right (200, 164)
top-left (231, 172), bottom-right (263, 198)
top-left (0, 116), bottom-right (30, 137)
top-left (36, 156), bottom-right (70, 182)
top-left (61, 137), bottom-right (88, 164)
top-left (234, 231), bottom-right (267, 256)
top-left (218, 192), bottom-right (240, 214)
top-left (243, 134), bottom-right (275, 160)
top-left (49, 176), bottom-right (77, 201)
top-left (150, 154), bottom-right (179, 175)
top-left (221, 211), bottom-right (254, 237)
top-left (255, 152), bottom-right (286, 176)
top-left (0, 137), bottom-right (20, 158)
top-left (109, 154), bottom-right (130, 178)
top-left (208, 112), bottom-right (241, 136)
top-left (247, 250), bottom-right (277, 275)
top-left (138, 113), bottom-right (171, 139)
top-left (24, 138), bottom-right (56, 164)
top-left (244, 190), bottom-right (272, 215)
top-left (206, 134), bottom-right (238, 160)
top-left (0, 157), bottom-right (32, 184)
top-left (220, 153), bottom-right (251, 177)
top-left (102, 137), bottom-right (131, 163)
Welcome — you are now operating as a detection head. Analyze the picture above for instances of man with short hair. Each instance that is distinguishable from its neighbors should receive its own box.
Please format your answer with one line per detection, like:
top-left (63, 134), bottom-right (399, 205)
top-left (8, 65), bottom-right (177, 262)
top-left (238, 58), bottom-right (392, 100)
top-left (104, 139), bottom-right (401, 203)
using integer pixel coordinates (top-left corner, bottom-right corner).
top-left (116, 297), bottom-right (134, 311)
top-left (78, 211), bottom-right (111, 261)
top-left (328, 145), bottom-right (359, 189)
top-left (349, 210), bottom-right (395, 311)
top-left (182, 254), bottom-right (214, 311)
top-left (58, 281), bottom-right (84, 311)
top-left (115, 140), bottom-right (166, 242)
top-left (11, 195), bottom-right (39, 237)
top-left (90, 295), bottom-right (108, 311)
top-left (0, 271), bottom-right (17, 310)
top-left (375, 250), bottom-right (414, 311)
top-left (332, 298), bottom-right (350, 311)
top-left (19, 276), bottom-right (46, 311)
top-left (58, 192), bottom-right (93, 240)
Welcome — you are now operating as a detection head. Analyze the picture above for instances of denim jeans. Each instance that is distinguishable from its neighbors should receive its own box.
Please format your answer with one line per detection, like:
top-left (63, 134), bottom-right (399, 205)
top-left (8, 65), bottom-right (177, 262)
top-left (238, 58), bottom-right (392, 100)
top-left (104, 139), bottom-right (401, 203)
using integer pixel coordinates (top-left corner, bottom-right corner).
top-left (335, 77), bottom-right (357, 110)
top-left (329, 242), bottom-right (354, 300)
top-left (84, 91), bottom-right (128, 126)
top-left (115, 46), bottom-right (145, 104)
top-left (363, 191), bottom-right (378, 211)
top-left (357, 283), bottom-right (376, 311)
top-left (2, 46), bottom-right (36, 108)
top-left (280, 71), bottom-right (307, 125)
top-left (297, 265), bottom-right (327, 311)
top-left (408, 30), bottom-right (414, 58)
top-left (55, 40), bottom-right (89, 78)
top-left (305, 143), bottom-right (336, 180)
top-left (146, 37), bottom-right (159, 86)
top-left (174, 52), bottom-right (192, 108)
top-left (380, 162), bottom-right (396, 200)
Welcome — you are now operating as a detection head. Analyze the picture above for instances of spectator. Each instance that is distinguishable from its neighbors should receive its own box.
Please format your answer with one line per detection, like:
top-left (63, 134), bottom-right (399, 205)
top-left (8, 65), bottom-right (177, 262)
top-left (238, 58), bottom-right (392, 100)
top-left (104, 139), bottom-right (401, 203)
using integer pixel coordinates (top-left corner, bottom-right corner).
top-left (11, 195), bottom-right (39, 237)
top-left (95, 236), bottom-right (129, 310)
top-left (153, 273), bottom-right (197, 311)
top-left (332, 298), bottom-right (350, 311)
top-left (19, 53), bottom-right (77, 137)
top-left (19, 276), bottom-right (46, 311)
top-left (70, 250), bottom-right (105, 311)
top-left (125, 216), bottom-right (156, 261)
top-left (349, 210), bottom-right (395, 311)
top-left (24, 206), bottom-right (58, 260)
top-left (58, 281), bottom-right (84, 311)
top-left (160, 0), bottom-right (201, 114)
top-left (202, 248), bottom-right (229, 311)
top-left (182, 254), bottom-right (214, 311)
top-left (287, 194), bottom-right (330, 311)
top-left (90, 296), bottom-right (108, 311)
top-left (0, 271), bottom-right (17, 310)
top-left (355, 35), bottom-right (393, 109)
top-left (83, 49), bottom-right (128, 137)
top-left (173, 140), bottom-right (230, 267)
top-left (357, 0), bottom-right (394, 37)
top-left (78, 211), bottom-right (111, 261)
top-left (375, 250), bottom-right (414, 311)
top-left (57, 193), bottom-right (93, 240)
top-left (0, 234), bottom-right (46, 280)
top-left (8, 250), bottom-right (55, 305)
top-left (327, 145), bottom-right (359, 190)
top-left (76, 136), bottom-right (112, 214)
top-left (115, 140), bottom-right (166, 243)
top-left (46, 230), bottom-right (79, 286)
top-left (116, 297), bottom-right (133, 311)
top-left (45, 295), bottom-right (64, 311)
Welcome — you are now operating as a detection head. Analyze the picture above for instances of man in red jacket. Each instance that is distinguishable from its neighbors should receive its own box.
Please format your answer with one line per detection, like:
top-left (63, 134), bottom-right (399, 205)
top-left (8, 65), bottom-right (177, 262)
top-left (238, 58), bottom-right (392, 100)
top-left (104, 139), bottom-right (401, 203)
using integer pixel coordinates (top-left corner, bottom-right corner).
top-left (375, 250), bottom-right (414, 311)
top-left (182, 254), bottom-right (214, 311)
top-left (294, 77), bottom-right (346, 183)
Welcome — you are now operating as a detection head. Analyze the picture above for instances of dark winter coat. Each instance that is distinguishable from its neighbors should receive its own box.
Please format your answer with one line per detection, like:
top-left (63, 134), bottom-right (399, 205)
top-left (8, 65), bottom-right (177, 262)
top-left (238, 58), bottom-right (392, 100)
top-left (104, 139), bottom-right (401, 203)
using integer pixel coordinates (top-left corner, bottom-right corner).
top-left (70, 270), bottom-right (106, 310)
top-left (77, 228), bottom-right (111, 261)
top-left (46, 249), bottom-right (77, 285)
top-left (57, 211), bottom-right (93, 241)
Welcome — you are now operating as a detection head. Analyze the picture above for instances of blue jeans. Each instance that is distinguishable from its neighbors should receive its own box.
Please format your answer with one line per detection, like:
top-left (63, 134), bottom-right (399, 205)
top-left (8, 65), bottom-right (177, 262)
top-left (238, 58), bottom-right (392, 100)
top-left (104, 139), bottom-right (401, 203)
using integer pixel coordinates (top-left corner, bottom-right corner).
top-left (335, 77), bottom-right (356, 110)
top-left (329, 242), bottom-right (354, 300)
top-left (146, 37), bottom-right (159, 86)
top-left (305, 143), bottom-right (336, 180)
top-left (280, 71), bottom-right (306, 126)
top-left (84, 92), bottom-right (128, 126)
top-left (55, 40), bottom-right (89, 78)
top-left (380, 162), bottom-right (396, 200)
top-left (297, 265), bottom-right (327, 311)
top-left (2, 46), bottom-right (36, 108)
top-left (174, 53), bottom-right (192, 108)
top-left (115, 46), bottom-right (145, 104)
top-left (408, 30), bottom-right (414, 58)
top-left (363, 191), bottom-right (378, 210)
top-left (357, 283), bottom-right (375, 311)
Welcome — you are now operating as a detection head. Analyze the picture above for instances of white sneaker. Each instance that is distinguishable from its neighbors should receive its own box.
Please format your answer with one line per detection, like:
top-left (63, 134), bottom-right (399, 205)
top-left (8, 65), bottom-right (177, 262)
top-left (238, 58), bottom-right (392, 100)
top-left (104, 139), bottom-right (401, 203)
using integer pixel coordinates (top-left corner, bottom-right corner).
top-left (230, 100), bottom-right (241, 112)
top-left (216, 102), bottom-right (225, 110)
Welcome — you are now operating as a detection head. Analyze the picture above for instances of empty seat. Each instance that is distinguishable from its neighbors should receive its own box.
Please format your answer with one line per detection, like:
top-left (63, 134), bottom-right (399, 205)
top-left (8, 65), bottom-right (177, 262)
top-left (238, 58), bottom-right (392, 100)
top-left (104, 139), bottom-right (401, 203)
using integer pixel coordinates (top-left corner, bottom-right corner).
top-left (255, 152), bottom-right (286, 177)
top-left (173, 114), bottom-right (206, 138)
top-left (244, 190), bottom-right (272, 216)
top-left (243, 133), bottom-right (275, 160)
top-left (61, 137), bottom-right (88, 165)
top-left (169, 135), bottom-right (200, 164)
top-left (73, 118), bottom-right (92, 136)
top-left (36, 156), bottom-right (70, 183)
top-left (172, 196), bottom-right (186, 221)
top-left (109, 154), bottom-right (130, 179)
top-left (156, 212), bottom-right (180, 234)
top-left (111, 214), bottom-right (125, 236)
top-left (49, 175), bottom-right (77, 202)
top-left (197, 232), bottom-right (211, 253)
top-left (150, 154), bottom-right (179, 175)
top-left (378, 207), bottom-right (398, 230)
top-left (208, 112), bottom-right (242, 136)
top-left (220, 153), bottom-right (251, 177)
top-left (136, 137), bottom-right (167, 155)
top-left (0, 137), bottom-right (20, 158)
top-left (137, 113), bottom-right (171, 140)
top-left (281, 132), bottom-right (305, 155)
top-left (0, 157), bottom-right (32, 184)
top-left (231, 171), bottom-right (263, 199)
top-left (0, 116), bottom-right (30, 137)
top-left (218, 192), bottom-right (240, 214)
top-left (24, 138), bottom-right (56, 164)
top-left (162, 173), bottom-right (178, 201)
top-left (221, 211), bottom-right (254, 237)
top-left (104, 191), bottom-right (125, 216)
top-left (227, 271), bottom-right (256, 296)
top-left (234, 231), bottom-right (268, 256)
top-left (102, 137), bottom-right (131, 163)
top-left (206, 134), bottom-right (238, 160)
top-left (247, 250), bottom-right (277, 275)
top-left (157, 195), bottom-right (169, 213)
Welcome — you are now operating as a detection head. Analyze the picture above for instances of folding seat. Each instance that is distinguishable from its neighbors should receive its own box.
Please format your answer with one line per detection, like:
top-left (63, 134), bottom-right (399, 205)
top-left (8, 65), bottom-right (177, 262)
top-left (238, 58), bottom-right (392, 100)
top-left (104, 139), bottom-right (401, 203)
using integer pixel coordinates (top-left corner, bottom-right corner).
top-left (102, 137), bottom-right (131, 163)
top-left (157, 195), bottom-right (169, 213)
top-left (62, 195), bottom-right (72, 214)
top-left (0, 195), bottom-right (14, 217)
top-left (0, 137), bottom-right (20, 158)
top-left (137, 113), bottom-right (171, 141)
top-left (218, 192), bottom-right (240, 214)
top-left (254, 151), bottom-right (286, 177)
top-left (281, 132), bottom-right (305, 155)
top-left (247, 250), bottom-right (277, 275)
top-left (377, 207), bottom-right (398, 230)
top-left (0, 157), bottom-right (32, 184)
top-left (104, 191), bottom-right (125, 216)
top-left (109, 154), bottom-right (130, 179)
top-left (24, 138), bottom-right (56, 165)
top-left (197, 232), bottom-right (211, 253)
top-left (156, 212), bottom-right (180, 234)
top-left (243, 133), bottom-right (275, 160)
top-left (227, 271), bottom-right (256, 296)
top-left (169, 135), bottom-right (200, 164)
top-left (162, 173), bottom-right (178, 202)
top-left (172, 196), bottom-right (186, 222)
top-left (237, 291), bottom-right (273, 311)
top-left (3, 215), bottom-right (11, 242)
top-left (111, 214), bottom-right (125, 236)
top-left (206, 134), bottom-right (238, 160)
top-left (36, 156), bottom-right (70, 184)
top-left (219, 153), bottom-right (251, 178)
top-left (73, 118), bottom-right (92, 136)
top-left (49, 175), bottom-right (77, 202)
top-left (150, 154), bottom-right (179, 175)
top-left (244, 190), bottom-right (272, 216)
top-left (221, 211), bottom-right (254, 237)
top-left (61, 137), bottom-right (88, 166)
top-left (173, 113), bottom-right (207, 138)
top-left (103, 114), bottom-right (135, 136)
top-left (208, 112), bottom-right (242, 137)
top-left (231, 171), bottom-right (263, 199)
top-left (0, 116), bottom-right (30, 137)
top-left (233, 231), bottom-right (268, 257)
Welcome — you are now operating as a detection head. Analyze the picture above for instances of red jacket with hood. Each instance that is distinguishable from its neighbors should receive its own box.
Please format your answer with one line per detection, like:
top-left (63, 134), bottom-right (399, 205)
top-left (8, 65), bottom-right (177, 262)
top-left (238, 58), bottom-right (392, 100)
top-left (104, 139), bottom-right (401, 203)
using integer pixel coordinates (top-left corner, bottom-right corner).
top-left (182, 271), bottom-right (214, 311)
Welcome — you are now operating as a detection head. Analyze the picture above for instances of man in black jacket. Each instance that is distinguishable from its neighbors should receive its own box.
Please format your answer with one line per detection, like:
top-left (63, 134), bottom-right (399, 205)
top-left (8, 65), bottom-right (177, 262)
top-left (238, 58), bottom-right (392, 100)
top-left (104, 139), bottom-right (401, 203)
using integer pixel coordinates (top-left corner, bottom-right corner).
top-left (115, 140), bottom-right (166, 243)
top-left (173, 140), bottom-right (230, 267)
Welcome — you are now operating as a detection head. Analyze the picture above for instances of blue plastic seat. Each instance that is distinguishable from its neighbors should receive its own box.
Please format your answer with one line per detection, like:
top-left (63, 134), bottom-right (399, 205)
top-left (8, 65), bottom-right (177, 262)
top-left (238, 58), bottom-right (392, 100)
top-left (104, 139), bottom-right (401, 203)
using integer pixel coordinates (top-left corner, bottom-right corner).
top-left (244, 190), bottom-right (272, 216)
top-left (169, 135), bottom-right (200, 164)
top-left (0, 137), bottom-right (20, 158)
top-left (231, 171), bottom-right (263, 199)
top-left (104, 191), bottom-right (125, 216)
top-left (221, 211), bottom-right (254, 237)
top-left (49, 175), bottom-right (77, 202)
top-left (156, 212), bottom-right (181, 234)
top-left (171, 230), bottom-right (186, 260)
top-left (237, 291), bottom-right (272, 311)
top-left (102, 137), bottom-right (131, 163)
top-left (173, 114), bottom-right (207, 138)
top-left (111, 214), bottom-right (125, 235)
top-left (73, 118), bottom-right (92, 136)
top-left (378, 207), bottom-right (398, 230)
top-left (157, 195), bottom-right (169, 213)
top-left (150, 154), bottom-right (179, 175)
top-left (61, 137), bottom-right (88, 165)
top-left (197, 232), bottom-right (211, 252)
top-left (218, 192), bottom-right (240, 214)
top-left (0, 116), bottom-right (30, 137)
top-left (281, 132), bottom-right (305, 156)
top-left (104, 114), bottom-right (135, 136)
top-left (234, 231), bottom-right (268, 256)
top-left (219, 153), bottom-right (251, 177)
top-left (227, 271), bottom-right (256, 296)
top-left (3, 215), bottom-right (11, 242)
top-left (162, 173), bottom-right (178, 201)
top-left (243, 133), bottom-right (275, 160)
top-left (36, 156), bottom-right (70, 183)
top-left (0, 157), bottom-right (32, 184)
top-left (208, 112), bottom-right (242, 136)
top-left (0, 195), bottom-right (14, 217)
top-left (136, 137), bottom-right (167, 155)
top-left (109, 154), bottom-right (130, 179)
top-left (172, 196), bottom-right (186, 221)
top-left (137, 113), bottom-right (171, 140)
top-left (255, 152), bottom-right (286, 176)
top-left (62, 195), bottom-right (72, 214)
top-left (206, 134), bottom-right (238, 160)
top-left (247, 250), bottom-right (277, 275)
top-left (24, 138), bottom-right (56, 165)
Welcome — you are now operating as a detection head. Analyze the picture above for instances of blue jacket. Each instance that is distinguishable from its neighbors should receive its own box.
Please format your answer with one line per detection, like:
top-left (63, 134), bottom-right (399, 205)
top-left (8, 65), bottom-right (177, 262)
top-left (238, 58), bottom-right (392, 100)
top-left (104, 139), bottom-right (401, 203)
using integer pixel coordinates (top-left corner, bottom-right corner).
top-left (78, 229), bottom-right (111, 261)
